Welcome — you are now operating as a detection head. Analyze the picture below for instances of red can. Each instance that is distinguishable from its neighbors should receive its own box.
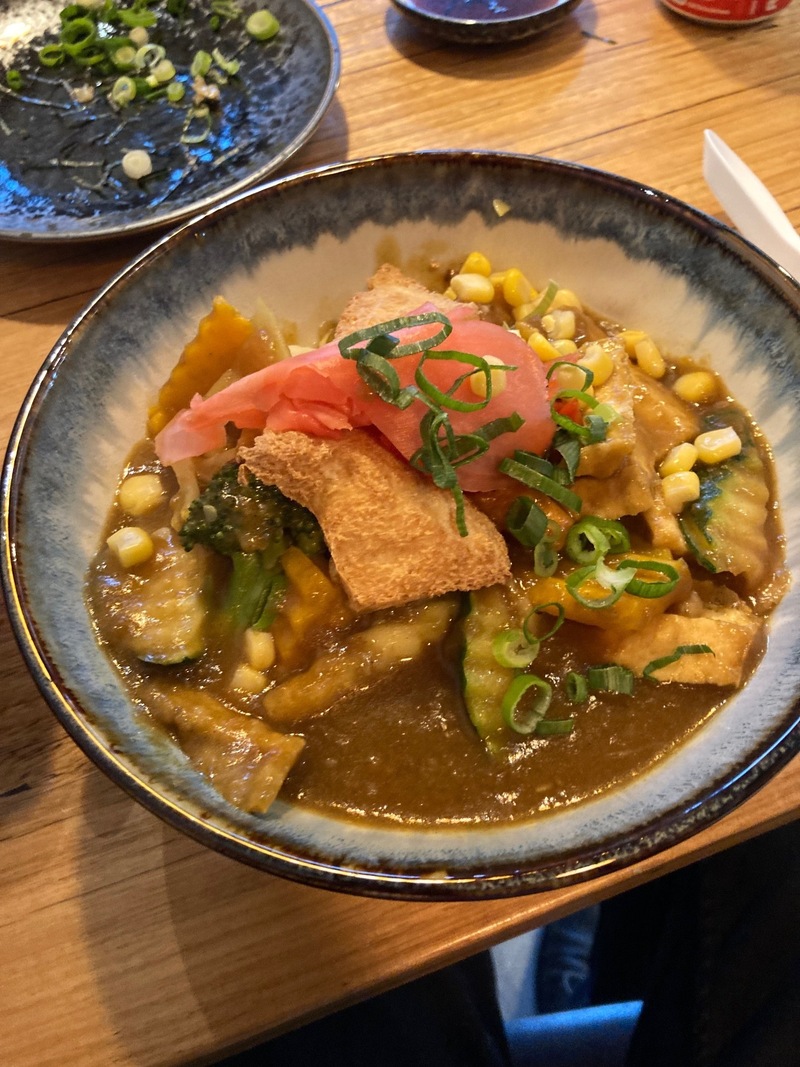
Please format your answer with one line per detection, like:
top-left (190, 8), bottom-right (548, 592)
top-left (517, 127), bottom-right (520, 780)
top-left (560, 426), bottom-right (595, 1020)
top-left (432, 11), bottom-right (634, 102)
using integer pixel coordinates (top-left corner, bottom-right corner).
top-left (661, 0), bottom-right (793, 23)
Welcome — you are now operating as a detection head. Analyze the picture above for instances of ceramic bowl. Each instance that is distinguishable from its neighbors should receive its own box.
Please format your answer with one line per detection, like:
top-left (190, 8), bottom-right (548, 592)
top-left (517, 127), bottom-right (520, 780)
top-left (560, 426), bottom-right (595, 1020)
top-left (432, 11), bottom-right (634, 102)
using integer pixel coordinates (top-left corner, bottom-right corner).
top-left (3, 151), bottom-right (800, 900)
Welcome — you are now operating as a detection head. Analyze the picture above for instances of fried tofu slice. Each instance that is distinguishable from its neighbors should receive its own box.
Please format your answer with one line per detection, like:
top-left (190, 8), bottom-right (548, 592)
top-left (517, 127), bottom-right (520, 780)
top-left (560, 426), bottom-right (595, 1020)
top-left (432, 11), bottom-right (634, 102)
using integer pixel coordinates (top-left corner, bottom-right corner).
top-left (333, 263), bottom-right (466, 340)
top-left (576, 340), bottom-right (637, 479)
top-left (595, 606), bottom-right (763, 687)
top-left (240, 429), bottom-right (511, 611)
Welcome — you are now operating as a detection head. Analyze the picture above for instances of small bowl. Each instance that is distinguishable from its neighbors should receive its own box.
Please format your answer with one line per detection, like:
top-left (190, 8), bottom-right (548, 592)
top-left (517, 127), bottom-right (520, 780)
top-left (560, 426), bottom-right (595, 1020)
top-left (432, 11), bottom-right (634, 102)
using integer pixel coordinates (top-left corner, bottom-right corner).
top-left (3, 151), bottom-right (800, 900)
top-left (389, 0), bottom-right (583, 45)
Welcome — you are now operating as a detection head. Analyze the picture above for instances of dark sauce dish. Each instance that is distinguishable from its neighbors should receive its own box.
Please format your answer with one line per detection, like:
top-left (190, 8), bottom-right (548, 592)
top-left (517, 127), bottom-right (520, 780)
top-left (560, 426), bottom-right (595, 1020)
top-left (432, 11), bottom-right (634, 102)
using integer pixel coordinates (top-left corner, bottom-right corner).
top-left (0, 0), bottom-right (339, 242)
top-left (389, 0), bottom-right (583, 44)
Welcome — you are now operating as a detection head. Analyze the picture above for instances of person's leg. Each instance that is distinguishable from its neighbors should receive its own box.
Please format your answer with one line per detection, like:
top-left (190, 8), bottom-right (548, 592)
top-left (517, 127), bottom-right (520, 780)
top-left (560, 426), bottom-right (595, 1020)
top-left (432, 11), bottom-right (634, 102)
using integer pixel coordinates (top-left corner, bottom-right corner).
top-left (216, 950), bottom-right (512, 1067)
top-left (590, 819), bottom-right (800, 1067)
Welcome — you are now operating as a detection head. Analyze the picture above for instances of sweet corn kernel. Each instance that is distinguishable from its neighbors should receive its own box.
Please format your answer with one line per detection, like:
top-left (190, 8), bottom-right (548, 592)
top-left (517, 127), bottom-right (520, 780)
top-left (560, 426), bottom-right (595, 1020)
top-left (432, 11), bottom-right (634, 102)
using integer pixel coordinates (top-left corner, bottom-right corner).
top-left (513, 301), bottom-right (537, 323)
top-left (245, 628), bottom-right (276, 671)
top-left (118, 473), bottom-right (166, 517)
top-left (460, 251), bottom-right (491, 277)
top-left (443, 286), bottom-right (456, 300)
top-left (469, 355), bottom-right (507, 398)
top-left (694, 426), bottom-right (743, 464)
top-left (541, 309), bottom-right (576, 341)
top-left (553, 339), bottom-right (579, 357)
top-left (502, 268), bottom-right (534, 308)
top-left (231, 664), bottom-right (267, 695)
top-left (552, 362), bottom-right (591, 393)
top-left (106, 526), bottom-right (154, 568)
top-left (450, 272), bottom-right (496, 304)
top-left (550, 288), bottom-right (583, 312)
top-left (661, 471), bottom-right (701, 513)
top-left (659, 442), bottom-right (699, 478)
top-left (674, 370), bottom-right (718, 404)
top-left (618, 329), bottom-right (648, 355)
top-left (633, 337), bottom-right (666, 379)
top-left (577, 342), bottom-right (615, 388)
top-left (527, 329), bottom-right (562, 363)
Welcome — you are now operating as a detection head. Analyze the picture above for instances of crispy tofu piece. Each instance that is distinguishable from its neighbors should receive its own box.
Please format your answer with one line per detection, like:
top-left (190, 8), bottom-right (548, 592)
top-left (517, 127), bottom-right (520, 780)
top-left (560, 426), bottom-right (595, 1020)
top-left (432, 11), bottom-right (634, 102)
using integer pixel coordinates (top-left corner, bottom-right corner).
top-left (239, 429), bottom-right (511, 611)
top-left (630, 365), bottom-right (700, 462)
top-left (574, 437), bottom-right (657, 519)
top-left (595, 606), bottom-right (763, 686)
top-left (576, 341), bottom-right (637, 479)
top-left (644, 494), bottom-right (688, 556)
top-left (333, 264), bottom-right (466, 339)
top-left (144, 686), bottom-right (304, 814)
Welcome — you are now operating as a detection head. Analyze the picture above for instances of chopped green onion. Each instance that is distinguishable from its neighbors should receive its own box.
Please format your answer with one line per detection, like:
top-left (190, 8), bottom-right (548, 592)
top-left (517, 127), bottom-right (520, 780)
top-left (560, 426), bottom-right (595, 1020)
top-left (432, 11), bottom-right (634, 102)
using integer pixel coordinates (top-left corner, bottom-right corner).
top-left (529, 279), bottom-right (559, 318)
top-left (565, 671), bottom-right (589, 702)
top-left (546, 359), bottom-right (594, 391)
top-left (524, 602), bottom-right (565, 643)
top-left (616, 559), bottom-right (680, 598)
top-left (566, 559), bottom-right (634, 608)
top-left (119, 5), bottom-right (158, 27)
top-left (211, 47), bottom-right (240, 77)
top-left (61, 16), bottom-right (97, 55)
top-left (190, 49), bottom-right (213, 77)
top-left (586, 664), bottom-right (635, 695)
top-left (492, 629), bottom-right (539, 669)
top-left (550, 430), bottom-right (582, 484)
top-left (533, 539), bottom-right (559, 577)
top-left (38, 44), bottom-right (66, 67)
top-left (166, 80), bottom-right (185, 102)
top-left (109, 75), bottom-right (136, 105)
top-left (643, 644), bottom-right (714, 680)
top-left (166, 0), bottom-right (188, 15)
top-left (501, 674), bottom-right (553, 734)
top-left (5, 69), bottom-right (24, 91)
top-left (181, 105), bottom-right (212, 144)
top-left (151, 58), bottom-right (176, 83)
top-left (415, 351), bottom-right (502, 413)
top-left (111, 44), bottom-right (137, 69)
top-left (506, 495), bottom-right (547, 549)
top-left (535, 717), bottom-right (575, 736)
top-left (565, 520), bottom-right (610, 564)
top-left (499, 457), bottom-right (582, 514)
top-left (246, 8), bottom-right (280, 40)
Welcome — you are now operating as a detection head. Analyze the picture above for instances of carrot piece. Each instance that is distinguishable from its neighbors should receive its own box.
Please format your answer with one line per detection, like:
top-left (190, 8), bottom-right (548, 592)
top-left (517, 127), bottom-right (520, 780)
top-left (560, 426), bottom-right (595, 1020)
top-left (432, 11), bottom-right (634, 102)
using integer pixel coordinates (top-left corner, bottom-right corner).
top-left (147, 296), bottom-right (255, 437)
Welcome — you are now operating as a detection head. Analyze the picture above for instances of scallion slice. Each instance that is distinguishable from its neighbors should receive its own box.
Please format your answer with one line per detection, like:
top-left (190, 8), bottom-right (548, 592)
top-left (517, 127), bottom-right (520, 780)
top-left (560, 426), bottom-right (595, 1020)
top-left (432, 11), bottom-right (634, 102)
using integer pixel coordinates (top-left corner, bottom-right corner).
top-left (499, 457), bottom-right (582, 513)
top-left (38, 43), bottom-right (66, 67)
top-left (535, 717), bottom-right (575, 736)
top-left (191, 50), bottom-right (213, 77)
top-left (506, 495), bottom-right (547, 549)
top-left (643, 644), bottom-right (714, 680)
top-left (565, 671), bottom-right (589, 703)
top-left (246, 9), bottom-right (280, 40)
top-left (566, 558), bottom-right (634, 608)
top-left (5, 69), bottom-right (24, 91)
top-left (533, 539), bottom-right (559, 577)
top-left (492, 629), bottom-right (540, 669)
top-left (501, 674), bottom-right (553, 735)
top-left (529, 279), bottom-right (560, 318)
top-left (615, 559), bottom-right (680, 598)
top-left (524, 602), bottom-right (565, 643)
top-left (565, 520), bottom-right (610, 564)
top-left (586, 664), bottom-right (635, 695)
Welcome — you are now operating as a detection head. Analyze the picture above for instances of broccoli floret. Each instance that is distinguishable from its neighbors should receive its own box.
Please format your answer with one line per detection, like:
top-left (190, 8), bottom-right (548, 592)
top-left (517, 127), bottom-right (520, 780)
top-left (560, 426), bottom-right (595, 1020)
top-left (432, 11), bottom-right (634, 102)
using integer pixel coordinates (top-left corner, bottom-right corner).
top-left (179, 462), bottom-right (324, 631)
top-left (180, 462), bottom-right (323, 556)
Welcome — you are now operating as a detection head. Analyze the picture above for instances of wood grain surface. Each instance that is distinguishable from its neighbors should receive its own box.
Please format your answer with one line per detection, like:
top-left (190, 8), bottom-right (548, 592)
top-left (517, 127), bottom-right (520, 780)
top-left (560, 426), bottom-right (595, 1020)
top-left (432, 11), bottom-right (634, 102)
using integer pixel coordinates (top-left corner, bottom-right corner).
top-left (1, 1), bottom-right (798, 1064)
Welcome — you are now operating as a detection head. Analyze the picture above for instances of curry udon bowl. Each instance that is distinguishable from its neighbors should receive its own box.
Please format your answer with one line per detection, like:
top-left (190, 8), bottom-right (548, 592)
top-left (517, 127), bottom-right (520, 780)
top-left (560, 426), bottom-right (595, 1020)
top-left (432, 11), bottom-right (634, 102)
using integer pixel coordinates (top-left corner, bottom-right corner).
top-left (3, 151), bottom-right (800, 900)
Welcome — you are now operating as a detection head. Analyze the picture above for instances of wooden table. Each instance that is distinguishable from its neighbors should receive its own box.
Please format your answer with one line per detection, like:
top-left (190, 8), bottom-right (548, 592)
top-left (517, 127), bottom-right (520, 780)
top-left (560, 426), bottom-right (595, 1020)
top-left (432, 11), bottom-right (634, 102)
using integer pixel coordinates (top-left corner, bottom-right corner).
top-left (2, 1), bottom-right (798, 1063)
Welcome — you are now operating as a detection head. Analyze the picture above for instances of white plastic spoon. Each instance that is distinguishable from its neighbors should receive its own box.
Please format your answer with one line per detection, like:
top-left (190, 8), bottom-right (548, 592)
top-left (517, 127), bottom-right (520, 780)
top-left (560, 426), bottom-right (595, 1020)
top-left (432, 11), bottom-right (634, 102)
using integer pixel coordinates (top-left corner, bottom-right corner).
top-left (703, 129), bottom-right (800, 282)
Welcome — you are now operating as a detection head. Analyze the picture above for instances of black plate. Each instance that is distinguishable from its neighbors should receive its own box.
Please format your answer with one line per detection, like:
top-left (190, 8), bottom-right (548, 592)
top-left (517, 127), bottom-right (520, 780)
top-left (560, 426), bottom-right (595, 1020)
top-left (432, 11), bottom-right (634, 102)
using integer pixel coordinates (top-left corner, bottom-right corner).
top-left (0, 0), bottom-right (339, 240)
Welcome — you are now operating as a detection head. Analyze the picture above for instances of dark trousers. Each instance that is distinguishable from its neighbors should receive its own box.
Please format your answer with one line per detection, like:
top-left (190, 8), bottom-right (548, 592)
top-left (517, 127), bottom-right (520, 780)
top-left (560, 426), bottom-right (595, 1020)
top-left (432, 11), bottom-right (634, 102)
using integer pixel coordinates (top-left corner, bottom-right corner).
top-left (217, 819), bottom-right (800, 1067)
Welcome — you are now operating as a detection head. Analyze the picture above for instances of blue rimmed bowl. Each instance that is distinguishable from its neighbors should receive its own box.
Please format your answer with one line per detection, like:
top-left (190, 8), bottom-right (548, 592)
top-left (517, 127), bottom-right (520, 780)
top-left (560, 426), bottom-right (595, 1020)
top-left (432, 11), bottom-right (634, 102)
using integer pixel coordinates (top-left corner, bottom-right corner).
top-left (3, 151), bottom-right (799, 899)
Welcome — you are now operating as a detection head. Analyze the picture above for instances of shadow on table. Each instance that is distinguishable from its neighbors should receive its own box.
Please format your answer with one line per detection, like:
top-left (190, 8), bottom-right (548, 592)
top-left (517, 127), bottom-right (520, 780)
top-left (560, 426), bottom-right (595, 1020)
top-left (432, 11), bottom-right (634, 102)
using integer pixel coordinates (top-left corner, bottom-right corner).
top-left (76, 768), bottom-right (378, 1065)
top-left (0, 604), bottom-right (61, 822)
